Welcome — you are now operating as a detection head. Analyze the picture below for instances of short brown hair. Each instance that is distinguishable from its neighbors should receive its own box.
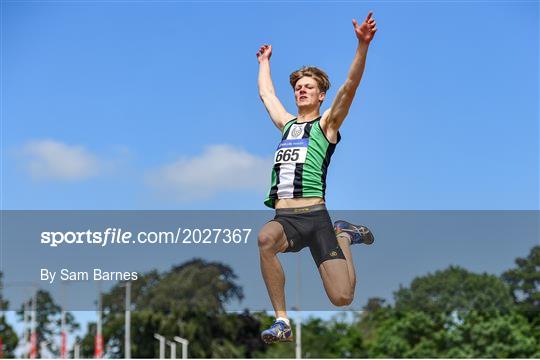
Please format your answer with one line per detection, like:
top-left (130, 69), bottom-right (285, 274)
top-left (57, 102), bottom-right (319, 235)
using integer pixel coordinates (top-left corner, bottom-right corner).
top-left (289, 66), bottom-right (330, 93)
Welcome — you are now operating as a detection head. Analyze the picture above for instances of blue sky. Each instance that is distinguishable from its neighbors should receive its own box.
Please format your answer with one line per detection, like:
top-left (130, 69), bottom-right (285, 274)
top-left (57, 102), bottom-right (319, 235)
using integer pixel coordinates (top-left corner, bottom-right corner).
top-left (3, 1), bottom-right (538, 210)
top-left (2, 0), bottom-right (539, 355)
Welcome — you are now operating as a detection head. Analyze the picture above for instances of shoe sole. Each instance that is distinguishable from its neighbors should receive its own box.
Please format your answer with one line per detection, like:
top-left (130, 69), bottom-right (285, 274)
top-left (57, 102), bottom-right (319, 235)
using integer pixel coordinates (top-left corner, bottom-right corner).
top-left (261, 333), bottom-right (294, 344)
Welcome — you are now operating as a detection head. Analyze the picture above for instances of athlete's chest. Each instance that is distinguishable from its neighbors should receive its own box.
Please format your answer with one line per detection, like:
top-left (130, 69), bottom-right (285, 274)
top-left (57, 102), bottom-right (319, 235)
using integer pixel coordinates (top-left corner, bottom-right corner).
top-left (273, 122), bottom-right (314, 165)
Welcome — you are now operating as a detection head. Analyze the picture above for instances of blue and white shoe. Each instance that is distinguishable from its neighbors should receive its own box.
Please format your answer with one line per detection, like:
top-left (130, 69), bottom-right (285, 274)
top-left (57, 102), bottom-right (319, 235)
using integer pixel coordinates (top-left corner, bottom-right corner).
top-left (334, 220), bottom-right (375, 245)
top-left (261, 320), bottom-right (293, 344)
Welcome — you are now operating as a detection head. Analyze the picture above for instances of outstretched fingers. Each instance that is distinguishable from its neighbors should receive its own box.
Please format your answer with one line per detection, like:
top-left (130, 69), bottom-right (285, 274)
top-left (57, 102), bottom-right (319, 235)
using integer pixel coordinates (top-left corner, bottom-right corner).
top-left (365, 11), bottom-right (373, 21)
top-left (367, 13), bottom-right (377, 33)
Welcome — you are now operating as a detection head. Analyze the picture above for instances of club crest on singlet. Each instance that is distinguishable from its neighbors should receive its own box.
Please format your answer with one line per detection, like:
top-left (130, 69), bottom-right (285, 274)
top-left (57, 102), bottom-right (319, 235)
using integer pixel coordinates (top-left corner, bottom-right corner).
top-left (290, 124), bottom-right (303, 138)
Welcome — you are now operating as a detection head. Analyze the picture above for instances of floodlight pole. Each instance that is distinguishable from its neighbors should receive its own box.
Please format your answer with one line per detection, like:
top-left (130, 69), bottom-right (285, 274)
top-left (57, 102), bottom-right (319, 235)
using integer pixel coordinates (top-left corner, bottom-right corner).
top-left (96, 287), bottom-right (103, 358)
top-left (3, 282), bottom-right (38, 358)
top-left (295, 253), bottom-right (302, 359)
top-left (23, 301), bottom-right (29, 357)
top-left (60, 282), bottom-right (67, 359)
top-left (125, 281), bottom-right (131, 359)
top-left (173, 336), bottom-right (189, 359)
top-left (154, 333), bottom-right (166, 359)
top-left (30, 289), bottom-right (37, 359)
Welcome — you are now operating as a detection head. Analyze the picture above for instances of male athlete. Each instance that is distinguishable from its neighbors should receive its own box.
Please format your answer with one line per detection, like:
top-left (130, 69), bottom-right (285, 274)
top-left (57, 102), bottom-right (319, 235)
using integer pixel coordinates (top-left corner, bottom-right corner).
top-left (256, 12), bottom-right (378, 343)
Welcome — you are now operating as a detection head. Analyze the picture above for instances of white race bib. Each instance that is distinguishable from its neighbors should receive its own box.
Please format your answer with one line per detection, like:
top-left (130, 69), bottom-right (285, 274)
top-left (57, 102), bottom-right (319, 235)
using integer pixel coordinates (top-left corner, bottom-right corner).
top-left (274, 138), bottom-right (309, 164)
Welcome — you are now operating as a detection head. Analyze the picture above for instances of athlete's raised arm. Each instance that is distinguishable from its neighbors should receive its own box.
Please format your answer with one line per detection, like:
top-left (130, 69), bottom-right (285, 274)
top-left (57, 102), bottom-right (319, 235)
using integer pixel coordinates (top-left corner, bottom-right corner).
top-left (321, 12), bottom-right (377, 138)
top-left (256, 44), bottom-right (295, 130)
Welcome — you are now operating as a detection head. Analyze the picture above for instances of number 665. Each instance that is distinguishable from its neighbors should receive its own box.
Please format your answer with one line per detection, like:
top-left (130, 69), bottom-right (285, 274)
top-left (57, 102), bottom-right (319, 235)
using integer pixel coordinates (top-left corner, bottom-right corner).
top-left (275, 148), bottom-right (300, 162)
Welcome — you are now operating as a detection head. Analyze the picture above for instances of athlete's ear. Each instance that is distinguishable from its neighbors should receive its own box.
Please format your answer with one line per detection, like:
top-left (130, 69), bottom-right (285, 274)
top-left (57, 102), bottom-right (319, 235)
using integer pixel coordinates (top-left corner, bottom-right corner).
top-left (319, 92), bottom-right (326, 103)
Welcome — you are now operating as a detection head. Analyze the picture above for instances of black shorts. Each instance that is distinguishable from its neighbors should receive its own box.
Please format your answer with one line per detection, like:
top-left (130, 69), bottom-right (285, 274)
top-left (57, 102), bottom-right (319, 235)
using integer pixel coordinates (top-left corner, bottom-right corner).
top-left (271, 204), bottom-right (346, 267)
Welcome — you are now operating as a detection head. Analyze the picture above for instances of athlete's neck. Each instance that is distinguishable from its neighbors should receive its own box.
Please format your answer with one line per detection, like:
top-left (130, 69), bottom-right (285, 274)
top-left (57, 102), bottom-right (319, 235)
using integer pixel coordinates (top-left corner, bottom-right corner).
top-left (296, 109), bottom-right (320, 123)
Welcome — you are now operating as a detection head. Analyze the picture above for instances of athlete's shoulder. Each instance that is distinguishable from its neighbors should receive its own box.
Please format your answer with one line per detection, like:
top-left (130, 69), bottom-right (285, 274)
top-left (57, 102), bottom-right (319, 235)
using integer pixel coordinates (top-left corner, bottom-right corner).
top-left (280, 117), bottom-right (297, 133)
top-left (318, 110), bottom-right (340, 144)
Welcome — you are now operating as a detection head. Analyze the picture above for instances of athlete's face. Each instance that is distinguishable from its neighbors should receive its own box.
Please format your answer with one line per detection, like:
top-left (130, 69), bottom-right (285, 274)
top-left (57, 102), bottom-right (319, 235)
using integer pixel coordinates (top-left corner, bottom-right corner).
top-left (294, 77), bottom-right (325, 109)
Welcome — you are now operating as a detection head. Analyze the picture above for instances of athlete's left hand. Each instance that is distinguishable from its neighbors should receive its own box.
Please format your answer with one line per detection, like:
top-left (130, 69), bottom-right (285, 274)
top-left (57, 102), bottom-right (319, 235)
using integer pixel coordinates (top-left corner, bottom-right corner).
top-left (353, 11), bottom-right (377, 44)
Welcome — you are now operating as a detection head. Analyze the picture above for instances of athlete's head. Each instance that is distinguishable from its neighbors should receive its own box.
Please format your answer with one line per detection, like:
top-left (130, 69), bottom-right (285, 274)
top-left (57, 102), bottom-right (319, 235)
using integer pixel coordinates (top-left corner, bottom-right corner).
top-left (290, 66), bottom-right (330, 110)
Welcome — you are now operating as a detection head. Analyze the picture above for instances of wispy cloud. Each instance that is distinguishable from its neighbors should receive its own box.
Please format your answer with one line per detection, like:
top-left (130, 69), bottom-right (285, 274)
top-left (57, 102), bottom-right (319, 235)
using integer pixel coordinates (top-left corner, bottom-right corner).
top-left (146, 145), bottom-right (272, 201)
top-left (20, 140), bottom-right (102, 181)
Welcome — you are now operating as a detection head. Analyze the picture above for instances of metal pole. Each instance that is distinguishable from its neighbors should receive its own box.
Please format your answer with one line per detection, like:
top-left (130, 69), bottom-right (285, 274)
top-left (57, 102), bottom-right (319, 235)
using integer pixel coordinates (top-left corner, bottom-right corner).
top-left (167, 340), bottom-right (176, 359)
top-left (61, 310), bottom-right (66, 358)
top-left (125, 281), bottom-right (131, 359)
top-left (154, 334), bottom-right (165, 359)
top-left (96, 286), bottom-right (103, 358)
top-left (23, 301), bottom-right (29, 358)
top-left (296, 314), bottom-right (302, 359)
top-left (74, 342), bottom-right (80, 359)
top-left (30, 290), bottom-right (37, 359)
top-left (2, 282), bottom-right (40, 358)
top-left (295, 254), bottom-right (302, 359)
top-left (173, 336), bottom-right (189, 359)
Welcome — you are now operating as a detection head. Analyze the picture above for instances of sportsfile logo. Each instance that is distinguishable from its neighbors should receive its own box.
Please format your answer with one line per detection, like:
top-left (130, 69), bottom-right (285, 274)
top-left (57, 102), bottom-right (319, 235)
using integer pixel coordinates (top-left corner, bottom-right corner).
top-left (41, 228), bottom-right (132, 247)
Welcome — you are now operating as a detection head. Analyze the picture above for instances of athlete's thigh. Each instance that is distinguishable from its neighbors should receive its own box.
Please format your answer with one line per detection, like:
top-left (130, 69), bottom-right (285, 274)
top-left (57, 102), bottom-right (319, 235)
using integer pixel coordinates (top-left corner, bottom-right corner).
top-left (318, 258), bottom-right (351, 296)
top-left (258, 220), bottom-right (289, 253)
top-left (318, 258), bottom-right (349, 281)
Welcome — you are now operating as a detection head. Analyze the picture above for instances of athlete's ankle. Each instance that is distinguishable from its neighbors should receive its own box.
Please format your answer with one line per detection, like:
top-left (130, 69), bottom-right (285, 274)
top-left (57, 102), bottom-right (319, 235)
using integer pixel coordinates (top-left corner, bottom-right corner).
top-left (276, 316), bottom-right (290, 326)
top-left (336, 231), bottom-right (352, 245)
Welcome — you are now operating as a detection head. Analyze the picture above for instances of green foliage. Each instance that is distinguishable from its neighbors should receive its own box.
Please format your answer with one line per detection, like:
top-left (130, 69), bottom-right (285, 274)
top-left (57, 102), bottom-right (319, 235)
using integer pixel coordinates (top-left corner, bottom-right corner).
top-left (78, 322), bottom-right (97, 358)
top-left (0, 272), bottom-right (19, 357)
top-left (367, 310), bottom-right (445, 358)
top-left (75, 247), bottom-right (540, 358)
top-left (452, 310), bottom-right (539, 358)
top-left (364, 265), bottom-right (539, 358)
top-left (81, 259), bottom-right (263, 358)
top-left (502, 245), bottom-right (540, 321)
top-left (394, 266), bottom-right (514, 318)
top-left (0, 272), bottom-right (9, 311)
top-left (16, 290), bottom-right (79, 357)
top-left (0, 314), bottom-right (19, 358)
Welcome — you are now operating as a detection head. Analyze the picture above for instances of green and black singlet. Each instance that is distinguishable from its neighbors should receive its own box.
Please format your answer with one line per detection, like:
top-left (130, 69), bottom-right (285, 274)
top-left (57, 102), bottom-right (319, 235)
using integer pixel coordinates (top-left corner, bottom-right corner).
top-left (264, 117), bottom-right (341, 209)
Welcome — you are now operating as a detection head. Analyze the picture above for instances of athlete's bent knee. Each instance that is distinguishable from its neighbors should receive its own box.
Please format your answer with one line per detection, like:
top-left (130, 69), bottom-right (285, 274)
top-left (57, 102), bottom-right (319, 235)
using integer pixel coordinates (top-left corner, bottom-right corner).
top-left (330, 291), bottom-right (354, 307)
top-left (258, 232), bottom-right (278, 251)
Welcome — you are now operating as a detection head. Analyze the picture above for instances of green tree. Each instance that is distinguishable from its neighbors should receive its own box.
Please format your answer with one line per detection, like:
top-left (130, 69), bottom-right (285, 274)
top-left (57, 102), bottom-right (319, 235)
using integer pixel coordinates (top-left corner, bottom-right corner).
top-left (357, 297), bottom-right (392, 346)
top-left (502, 245), bottom-right (540, 321)
top-left (0, 272), bottom-right (18, 358)
top-left (77, 322), bottom-right (97, 358)
top-left (80, 259), bottom-right (263, 358)
top-left (0, 315), bottom-right (19, 359)
top-left (446, 310), bottom-right (539, 358)
top-left (17, 290), bottom-right (79, 357)
top-left (362, 266), bottom-right (536, 358)
top-left (367, 309), bottom-right (448, 358)
top-left (394, 266), bottom-right (514, 319)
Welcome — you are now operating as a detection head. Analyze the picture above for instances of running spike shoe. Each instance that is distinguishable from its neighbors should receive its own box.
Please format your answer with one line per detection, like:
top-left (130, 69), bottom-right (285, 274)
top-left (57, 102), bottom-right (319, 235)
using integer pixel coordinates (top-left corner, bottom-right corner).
top-left (261, 320), bottom-right (293, 344)
top-left (334, 220), bottom-right (375, 245)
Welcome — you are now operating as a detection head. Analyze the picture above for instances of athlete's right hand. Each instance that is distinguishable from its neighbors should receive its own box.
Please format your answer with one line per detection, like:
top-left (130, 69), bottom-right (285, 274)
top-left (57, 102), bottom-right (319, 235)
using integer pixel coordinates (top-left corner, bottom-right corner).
top-left (256, 44), bottom-right (272, 63)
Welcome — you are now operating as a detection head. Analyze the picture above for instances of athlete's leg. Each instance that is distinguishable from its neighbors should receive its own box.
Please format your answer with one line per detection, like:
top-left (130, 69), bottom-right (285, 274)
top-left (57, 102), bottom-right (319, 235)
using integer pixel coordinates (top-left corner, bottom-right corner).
top-left (318, 233), bottom-right (356, 306)
top-left (318, 221), bottom-right (374, 306)
top-left (337, 233), bottom-right (356, 289)
top-left (258, 221), bottom-right (290, 319)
